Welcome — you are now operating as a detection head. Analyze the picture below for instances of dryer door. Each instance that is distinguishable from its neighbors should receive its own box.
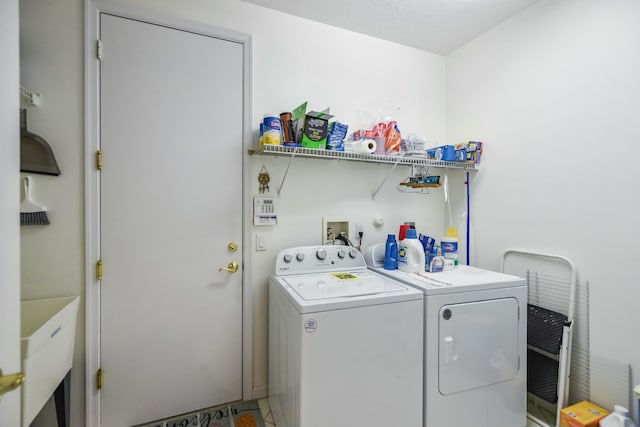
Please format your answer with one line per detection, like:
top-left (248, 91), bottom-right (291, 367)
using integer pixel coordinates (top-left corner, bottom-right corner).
top-left (438, 297), bottom-right (519, 395)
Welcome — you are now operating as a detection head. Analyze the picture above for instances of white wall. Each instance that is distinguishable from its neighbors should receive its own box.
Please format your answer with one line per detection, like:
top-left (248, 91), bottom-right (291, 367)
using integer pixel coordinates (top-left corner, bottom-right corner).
top-left (21, 0), bottom-right (447, 425)
top-left (447, 0), bottom-right (640, 414)
top-left (19, 0), bottom-right (85, 425)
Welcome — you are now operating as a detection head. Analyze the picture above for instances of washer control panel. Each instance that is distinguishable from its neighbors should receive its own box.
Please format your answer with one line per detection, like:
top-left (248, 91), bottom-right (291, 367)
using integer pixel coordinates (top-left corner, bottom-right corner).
top-left (274, 245), bottom-right (365, 276)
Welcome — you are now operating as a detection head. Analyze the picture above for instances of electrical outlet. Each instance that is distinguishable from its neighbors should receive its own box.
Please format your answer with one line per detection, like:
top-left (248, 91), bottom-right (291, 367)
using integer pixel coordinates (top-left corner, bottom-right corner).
top-left (354, 224), bottom-right (364, 247)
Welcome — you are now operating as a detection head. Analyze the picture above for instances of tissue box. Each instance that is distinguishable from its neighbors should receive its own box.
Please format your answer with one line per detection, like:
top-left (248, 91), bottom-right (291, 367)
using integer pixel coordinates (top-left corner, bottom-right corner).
top-left (559, 401), bottom-right (609, 427)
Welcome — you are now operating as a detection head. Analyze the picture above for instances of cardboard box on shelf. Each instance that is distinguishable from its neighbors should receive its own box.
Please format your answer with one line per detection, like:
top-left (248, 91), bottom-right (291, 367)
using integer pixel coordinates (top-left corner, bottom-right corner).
top-left (452, 141), bottom-right (483, 163)
top-left (301, 111), bottom-right (334, 149)
top-left (426, 145), bottom-right (455, 161)
top-left (559, 401), bottom-right (610, 427)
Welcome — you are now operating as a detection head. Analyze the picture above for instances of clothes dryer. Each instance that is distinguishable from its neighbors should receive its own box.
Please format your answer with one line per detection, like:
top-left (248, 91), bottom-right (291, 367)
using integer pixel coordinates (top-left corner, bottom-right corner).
top-left (365, 244), bottom-right (527, 427)
top-left (268, 245), bottom-right (424, 427)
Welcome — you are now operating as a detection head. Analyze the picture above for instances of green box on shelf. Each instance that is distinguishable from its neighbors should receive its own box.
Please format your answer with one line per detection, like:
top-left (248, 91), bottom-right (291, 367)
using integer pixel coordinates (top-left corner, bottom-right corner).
top-left (301, 111), bottom-right (334, 149)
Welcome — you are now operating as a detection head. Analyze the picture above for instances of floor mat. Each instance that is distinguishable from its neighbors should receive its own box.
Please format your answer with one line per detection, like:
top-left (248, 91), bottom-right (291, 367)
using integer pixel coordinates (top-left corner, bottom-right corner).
top-left (138, 400), bottom-right (266, 427)
top-left (229, 400), bottom-right (266, 427)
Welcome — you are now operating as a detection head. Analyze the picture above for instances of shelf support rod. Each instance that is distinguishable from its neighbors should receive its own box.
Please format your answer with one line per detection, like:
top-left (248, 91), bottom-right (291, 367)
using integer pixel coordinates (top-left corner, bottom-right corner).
top-left (372, 157), bottom-right (401, 200)
top-left (277, 147), bottom-right (298, 197)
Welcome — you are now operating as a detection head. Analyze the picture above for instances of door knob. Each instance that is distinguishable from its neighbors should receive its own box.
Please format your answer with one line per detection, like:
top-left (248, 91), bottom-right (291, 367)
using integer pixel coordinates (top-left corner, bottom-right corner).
top-left (0, 368), bottom-right (25, 397)
top-left (219, 261), bottom-right (239, 273)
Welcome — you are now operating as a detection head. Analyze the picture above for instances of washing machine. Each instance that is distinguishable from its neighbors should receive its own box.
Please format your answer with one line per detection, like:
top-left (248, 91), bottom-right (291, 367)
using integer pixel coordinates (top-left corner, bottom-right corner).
top-left (268, 245), bottom-right (424, 427)
top-left (365, 244), bottom-right (527, 427)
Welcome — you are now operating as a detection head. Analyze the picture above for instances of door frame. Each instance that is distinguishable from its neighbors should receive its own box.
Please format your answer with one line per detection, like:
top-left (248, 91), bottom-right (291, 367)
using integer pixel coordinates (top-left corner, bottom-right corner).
top-left (0, 0), bottom-right (21, 425)
top-left (84, 2), bottom-right (253, 425)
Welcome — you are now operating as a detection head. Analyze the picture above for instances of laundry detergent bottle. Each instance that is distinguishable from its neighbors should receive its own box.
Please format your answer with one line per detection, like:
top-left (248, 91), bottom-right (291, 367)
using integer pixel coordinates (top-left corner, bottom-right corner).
top-left (384, 234), bottom-right (398, 270)
top-left (398, 229), bottom-right (425, 273)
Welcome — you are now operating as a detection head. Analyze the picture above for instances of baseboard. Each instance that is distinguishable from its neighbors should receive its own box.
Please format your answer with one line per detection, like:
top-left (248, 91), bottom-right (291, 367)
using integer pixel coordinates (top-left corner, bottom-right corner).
top-left (253, 385), bottom-right (268, 399)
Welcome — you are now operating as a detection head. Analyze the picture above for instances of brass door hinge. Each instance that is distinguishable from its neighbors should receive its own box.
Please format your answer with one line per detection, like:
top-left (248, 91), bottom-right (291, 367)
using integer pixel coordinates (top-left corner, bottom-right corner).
top-left (97, 150), bottom-right (103, 170)
top-left (96, 259), bottom-right (103, 281)
top-left (97, 368), bottom-right (103, 390)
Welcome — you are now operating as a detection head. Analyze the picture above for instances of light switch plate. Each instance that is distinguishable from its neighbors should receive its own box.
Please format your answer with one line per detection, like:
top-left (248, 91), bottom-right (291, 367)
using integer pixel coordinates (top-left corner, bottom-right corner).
top-left (256, 232), bottom-right (266, 251)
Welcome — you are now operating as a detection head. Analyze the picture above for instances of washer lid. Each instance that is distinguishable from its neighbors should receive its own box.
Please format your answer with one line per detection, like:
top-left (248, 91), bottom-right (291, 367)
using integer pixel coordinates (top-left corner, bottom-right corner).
top-left (283, 270), bottom-right (407, 300)
top-left (369, 265), bottom-right (525, 295)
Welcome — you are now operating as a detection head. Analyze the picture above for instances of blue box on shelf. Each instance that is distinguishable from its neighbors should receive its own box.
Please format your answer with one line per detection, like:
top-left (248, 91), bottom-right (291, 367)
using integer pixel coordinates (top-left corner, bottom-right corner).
top-left (426, 145), bottom-right (455, 161)
top-left (454, 148), bottom-right (466, 161)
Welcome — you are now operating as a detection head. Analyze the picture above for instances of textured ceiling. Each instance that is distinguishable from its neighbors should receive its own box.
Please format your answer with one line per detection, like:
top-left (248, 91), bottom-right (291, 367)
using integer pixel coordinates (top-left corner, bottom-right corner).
top-left (241, 0), bottom-right (538, 55)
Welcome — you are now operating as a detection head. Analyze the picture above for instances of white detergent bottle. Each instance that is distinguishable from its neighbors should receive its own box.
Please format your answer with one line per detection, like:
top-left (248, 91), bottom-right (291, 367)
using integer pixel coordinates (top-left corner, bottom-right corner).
top-left (398, 229), bottom-right (425, 273)
top-left (599, 405), bottom-right (636, 427)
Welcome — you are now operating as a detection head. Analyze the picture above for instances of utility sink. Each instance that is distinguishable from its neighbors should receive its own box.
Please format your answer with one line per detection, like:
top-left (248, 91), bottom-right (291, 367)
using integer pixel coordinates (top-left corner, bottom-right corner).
top-left (21, 296), bottom-right (79, 427)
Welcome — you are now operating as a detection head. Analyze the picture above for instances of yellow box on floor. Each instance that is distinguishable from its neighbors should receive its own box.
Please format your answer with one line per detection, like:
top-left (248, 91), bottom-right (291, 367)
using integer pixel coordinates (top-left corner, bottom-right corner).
top-left (559, 401), bottom-right (610, 427)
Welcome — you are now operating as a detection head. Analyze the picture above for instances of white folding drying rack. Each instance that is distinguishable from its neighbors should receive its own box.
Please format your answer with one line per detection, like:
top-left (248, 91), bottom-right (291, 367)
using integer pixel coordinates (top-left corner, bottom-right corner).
top-left (501, 249), bottom-right (577, 427)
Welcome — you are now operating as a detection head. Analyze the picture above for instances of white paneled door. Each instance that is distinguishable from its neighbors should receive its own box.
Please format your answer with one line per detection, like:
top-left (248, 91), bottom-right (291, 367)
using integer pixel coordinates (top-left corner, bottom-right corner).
top-left (99, 14), bottom-right (243, 426)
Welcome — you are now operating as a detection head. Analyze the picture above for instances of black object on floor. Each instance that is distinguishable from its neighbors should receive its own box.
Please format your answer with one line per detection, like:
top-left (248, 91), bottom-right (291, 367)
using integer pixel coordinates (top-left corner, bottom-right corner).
top-left (54, 370), bottom-right (71, 427)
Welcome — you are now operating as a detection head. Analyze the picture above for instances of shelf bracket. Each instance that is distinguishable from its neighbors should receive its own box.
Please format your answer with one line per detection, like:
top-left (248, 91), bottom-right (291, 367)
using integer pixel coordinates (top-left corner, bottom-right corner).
top-left (372, 157), bottom-right (401, 200)
top-left (19, 86), bottom-right (41, 106)
top-left (277, 147), bottom-right (298, 197)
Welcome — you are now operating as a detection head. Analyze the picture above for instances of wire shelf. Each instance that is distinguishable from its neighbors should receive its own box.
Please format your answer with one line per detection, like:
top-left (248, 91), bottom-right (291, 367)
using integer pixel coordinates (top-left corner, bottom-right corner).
top-left (249, 145), bottom-right (479, 170)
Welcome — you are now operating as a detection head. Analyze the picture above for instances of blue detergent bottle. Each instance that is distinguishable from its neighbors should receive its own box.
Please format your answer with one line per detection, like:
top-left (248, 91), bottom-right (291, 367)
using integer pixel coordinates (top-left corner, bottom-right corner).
top-left (384, 234), bottom-right (398, 270)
